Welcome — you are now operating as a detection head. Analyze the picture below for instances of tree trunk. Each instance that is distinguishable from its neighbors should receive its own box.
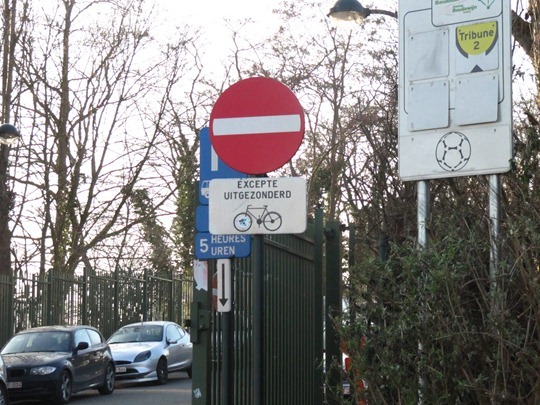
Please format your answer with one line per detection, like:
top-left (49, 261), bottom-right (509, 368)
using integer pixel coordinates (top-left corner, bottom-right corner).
top-left (0, 0), bottom-right (17, 276)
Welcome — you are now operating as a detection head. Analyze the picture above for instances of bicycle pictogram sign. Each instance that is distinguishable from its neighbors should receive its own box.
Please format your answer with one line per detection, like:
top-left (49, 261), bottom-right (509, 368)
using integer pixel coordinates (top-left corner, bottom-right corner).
top-left (233, 205), bottom-right (282, 232)
top-left (209, 177), bottom-right (307, 235)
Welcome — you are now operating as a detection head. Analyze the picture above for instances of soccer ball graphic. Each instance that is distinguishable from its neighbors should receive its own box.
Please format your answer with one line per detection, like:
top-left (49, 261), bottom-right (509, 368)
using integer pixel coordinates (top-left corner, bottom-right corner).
top-left (436, 132), bottom-right (471, 171)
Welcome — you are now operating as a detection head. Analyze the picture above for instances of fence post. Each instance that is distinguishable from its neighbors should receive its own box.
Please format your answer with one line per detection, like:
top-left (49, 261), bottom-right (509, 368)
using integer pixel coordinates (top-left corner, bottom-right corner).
top-left (169, 270), bottom-right (174, 321)
top-left (314, 208), bottom-right (325, 404)
top-left (82, 266), bottom-right (88, 325)
top-left (252, 234), bottom-right (265, 405)
top-left (47, 270), bottom-right (53, 326)
top-left (143, 268), bottom-right (148, 321)
top-left (114, 266), bottom-right (119, 332)
top-left (325, 220), bottom-right (343, 405)
top-left (10, 273), bottom-right (14, 338)
top-left (177, 275), bottom-right (183, 325)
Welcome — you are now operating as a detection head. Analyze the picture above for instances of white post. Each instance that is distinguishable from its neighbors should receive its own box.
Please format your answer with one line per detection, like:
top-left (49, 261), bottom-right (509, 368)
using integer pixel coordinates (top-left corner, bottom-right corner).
top-left (489, 174), bottom-right (500, 297)
top-left (417, 180), bottom-right (429, 404)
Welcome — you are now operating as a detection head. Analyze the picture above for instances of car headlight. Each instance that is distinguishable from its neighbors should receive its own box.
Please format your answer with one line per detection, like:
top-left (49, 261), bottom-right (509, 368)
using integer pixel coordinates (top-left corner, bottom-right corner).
top-left (30, 366), bottom-right (57, 375)
top-left (134, 350), bottom-right (151, 363)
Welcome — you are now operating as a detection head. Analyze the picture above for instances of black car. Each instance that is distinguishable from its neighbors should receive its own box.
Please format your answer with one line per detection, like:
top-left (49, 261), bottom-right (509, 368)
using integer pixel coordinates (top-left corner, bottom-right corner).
top-left (1, 325), bottom-right (115, 404)
top-left (0, 354), bottom-right (8, 405)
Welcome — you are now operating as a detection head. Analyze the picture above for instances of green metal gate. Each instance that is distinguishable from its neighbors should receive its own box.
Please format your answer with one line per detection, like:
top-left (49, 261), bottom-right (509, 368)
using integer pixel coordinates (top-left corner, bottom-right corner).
top-left (191, 209), bottom-right (328, 405)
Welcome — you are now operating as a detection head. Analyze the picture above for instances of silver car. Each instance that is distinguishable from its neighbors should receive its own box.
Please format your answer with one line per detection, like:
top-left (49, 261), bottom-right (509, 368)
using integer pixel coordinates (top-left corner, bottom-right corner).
top-left (0, 354), bottom-right (8, 405)
top-left (108, 321), bottom-right (192, 385)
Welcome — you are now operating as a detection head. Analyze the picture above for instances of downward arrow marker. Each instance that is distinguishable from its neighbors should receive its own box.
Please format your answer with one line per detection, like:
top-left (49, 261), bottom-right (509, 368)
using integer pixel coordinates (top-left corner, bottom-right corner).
top-left (217, 259), bottom-right (232, 312)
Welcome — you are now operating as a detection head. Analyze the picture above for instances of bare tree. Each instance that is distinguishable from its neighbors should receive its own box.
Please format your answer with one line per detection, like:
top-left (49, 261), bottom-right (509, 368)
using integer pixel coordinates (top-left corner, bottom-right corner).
top-left (10, 0), bottom-right (206, 278)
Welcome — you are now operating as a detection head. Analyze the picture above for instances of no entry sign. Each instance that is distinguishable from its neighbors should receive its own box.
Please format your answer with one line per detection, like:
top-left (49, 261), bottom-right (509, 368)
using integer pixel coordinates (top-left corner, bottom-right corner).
top-left (209, 77), bottom-right (305, 174)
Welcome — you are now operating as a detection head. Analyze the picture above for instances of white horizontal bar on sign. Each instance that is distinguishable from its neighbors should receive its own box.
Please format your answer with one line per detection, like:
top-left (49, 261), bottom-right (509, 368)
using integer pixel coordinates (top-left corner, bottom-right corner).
top-left (213, 114), bottom-right (301, 136)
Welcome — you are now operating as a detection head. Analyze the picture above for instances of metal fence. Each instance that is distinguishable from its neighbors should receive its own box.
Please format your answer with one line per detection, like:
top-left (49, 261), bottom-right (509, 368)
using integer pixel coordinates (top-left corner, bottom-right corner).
top-left (194, 209), bottom-right (325, 405)
top-left (0, 268), bottom-right (193, 346)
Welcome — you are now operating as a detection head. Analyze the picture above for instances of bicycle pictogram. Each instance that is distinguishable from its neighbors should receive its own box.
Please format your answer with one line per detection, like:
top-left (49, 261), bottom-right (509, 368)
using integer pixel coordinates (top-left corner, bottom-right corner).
top-left (233, 205), bottom-right (282, 232)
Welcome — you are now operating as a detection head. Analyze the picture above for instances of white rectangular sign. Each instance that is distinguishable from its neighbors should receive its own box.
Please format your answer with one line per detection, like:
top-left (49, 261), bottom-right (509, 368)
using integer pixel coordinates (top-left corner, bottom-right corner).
top-left (398, 0), bottom-right (512, 181)
top-left (209, 177), bottom-right (307, 235)
top-left (432, 0), bottom-right (502, 26)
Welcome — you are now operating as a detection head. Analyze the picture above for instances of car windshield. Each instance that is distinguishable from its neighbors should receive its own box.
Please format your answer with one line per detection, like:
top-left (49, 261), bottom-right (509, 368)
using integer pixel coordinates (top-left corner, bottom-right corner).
top-left (1, 331), bottom-right (71, 354)
top-left (108, 325), bottom-right (163, 343)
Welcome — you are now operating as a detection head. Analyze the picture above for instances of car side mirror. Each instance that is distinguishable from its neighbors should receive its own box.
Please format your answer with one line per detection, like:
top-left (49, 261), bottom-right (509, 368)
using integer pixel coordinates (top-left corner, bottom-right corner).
top-left (75, 341), bottom-right (89, 352)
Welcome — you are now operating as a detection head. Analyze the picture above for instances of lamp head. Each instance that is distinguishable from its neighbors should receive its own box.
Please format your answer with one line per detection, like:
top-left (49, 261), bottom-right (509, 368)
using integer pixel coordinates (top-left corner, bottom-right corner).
top-left (328, 0), bottom-right (370, 23)
top-left (0, 123), bottom-right (20, 146)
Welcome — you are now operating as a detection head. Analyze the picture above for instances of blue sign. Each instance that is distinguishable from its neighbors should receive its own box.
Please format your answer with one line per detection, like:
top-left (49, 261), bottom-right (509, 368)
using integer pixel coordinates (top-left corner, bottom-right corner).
top-left (196, 205), bottom-right (209, 232)
top-left (199, 127), bottom-right (247, 205)
top-left (196, 126), bottom-right (251, 259)
top-left (195, 233), bottom-right (251, 259)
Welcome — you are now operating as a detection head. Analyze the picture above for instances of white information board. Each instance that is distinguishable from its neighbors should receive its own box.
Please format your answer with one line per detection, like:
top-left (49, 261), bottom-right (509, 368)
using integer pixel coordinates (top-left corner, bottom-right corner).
top-left (398, 0), bottom-right (512, 180)
top-left (209, 177), bottom-right (307, 235)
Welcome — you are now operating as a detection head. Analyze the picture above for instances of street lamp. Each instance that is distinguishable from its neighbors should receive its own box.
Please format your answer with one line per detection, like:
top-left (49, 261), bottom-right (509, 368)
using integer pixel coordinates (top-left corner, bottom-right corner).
top-left (327, 0), bottom-right (397, 23)
top-left (0, 123), bottom-right (21, 145)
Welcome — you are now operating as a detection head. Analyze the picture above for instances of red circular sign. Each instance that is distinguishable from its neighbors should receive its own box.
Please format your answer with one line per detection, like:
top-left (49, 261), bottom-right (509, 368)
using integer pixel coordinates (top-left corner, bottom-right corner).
top-left (209, 77), bottom-right (305, 174)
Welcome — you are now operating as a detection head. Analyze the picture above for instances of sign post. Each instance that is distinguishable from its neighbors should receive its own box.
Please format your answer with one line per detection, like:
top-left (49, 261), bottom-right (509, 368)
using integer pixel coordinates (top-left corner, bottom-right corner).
top-left (217, 259), bottom-right (234, 405)
top-left (208, 77), bottom-right (305, 405)
top-left (398, 2), bottom-right (512, 399)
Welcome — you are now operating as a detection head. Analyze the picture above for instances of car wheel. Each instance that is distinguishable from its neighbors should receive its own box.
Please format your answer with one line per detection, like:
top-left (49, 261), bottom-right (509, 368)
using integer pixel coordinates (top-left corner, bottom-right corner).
top-left (54, 370), bottom-right (72, 404)
top-left (187, 365), bottom-right (192, 379)
top-left (98, 363), bottom-right (115, 395)
top-left (0, 383), bottom-right (7, 405)
top-left (156, 357), bottom-right (168, 385)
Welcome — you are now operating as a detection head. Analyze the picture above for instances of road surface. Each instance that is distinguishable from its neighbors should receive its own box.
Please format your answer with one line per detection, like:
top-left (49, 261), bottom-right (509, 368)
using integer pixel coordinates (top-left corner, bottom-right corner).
top-left (12, 372), bottom-right (192, 405)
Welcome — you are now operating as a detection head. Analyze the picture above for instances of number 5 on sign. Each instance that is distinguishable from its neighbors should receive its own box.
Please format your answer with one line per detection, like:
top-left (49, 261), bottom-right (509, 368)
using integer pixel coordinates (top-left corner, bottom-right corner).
top-left (198, 237), bottom-right (209, 253)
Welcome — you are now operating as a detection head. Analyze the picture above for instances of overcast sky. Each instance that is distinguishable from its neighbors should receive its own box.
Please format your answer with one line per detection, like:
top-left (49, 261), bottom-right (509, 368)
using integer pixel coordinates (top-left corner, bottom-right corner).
top-left (154, 0), bottom-right (285, 62)
top-left (173, 0), bottom-right (277, 22)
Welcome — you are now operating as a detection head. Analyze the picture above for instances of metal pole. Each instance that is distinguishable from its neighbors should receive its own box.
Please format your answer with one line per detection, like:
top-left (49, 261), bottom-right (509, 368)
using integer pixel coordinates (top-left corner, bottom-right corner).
top-left (190, 260), bottom-right (213, 404)
top-left (191, 181), bottom-right (212, 405)
top-left (488, 174), bottom-right (500, 313)
top-left (417, 180), bottom-right (429, 404)
top-left (253, 234), bottom-right (265, 405)
top-left (221, 260), bottom-right (234, 405)
top-left (82, 266), bottom-right (88, 325)
top-left (417, 180), bottom-right (430, 249)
